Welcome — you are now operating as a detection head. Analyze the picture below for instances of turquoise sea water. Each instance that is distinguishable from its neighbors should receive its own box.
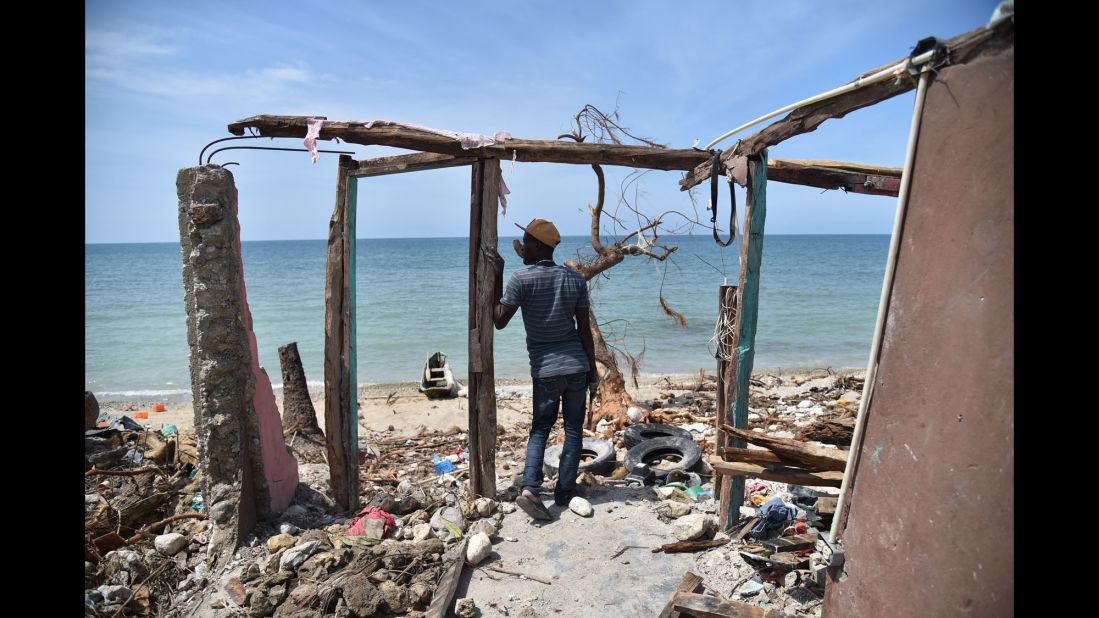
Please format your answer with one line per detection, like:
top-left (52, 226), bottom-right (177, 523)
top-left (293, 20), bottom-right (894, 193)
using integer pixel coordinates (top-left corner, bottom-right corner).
top-left (85, 235), bottom-right (887, 396)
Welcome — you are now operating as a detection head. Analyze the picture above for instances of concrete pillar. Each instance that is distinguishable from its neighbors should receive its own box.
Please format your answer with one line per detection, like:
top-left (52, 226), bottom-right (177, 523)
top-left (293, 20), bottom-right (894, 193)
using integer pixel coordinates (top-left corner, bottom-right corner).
top-left (176, 165), bottom-right (299, 561)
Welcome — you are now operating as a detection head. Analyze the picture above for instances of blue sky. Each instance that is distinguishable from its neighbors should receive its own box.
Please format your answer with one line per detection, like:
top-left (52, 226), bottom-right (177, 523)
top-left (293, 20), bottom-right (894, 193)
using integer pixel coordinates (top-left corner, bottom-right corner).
top-left (85, 0), bottom-right (1000, 243)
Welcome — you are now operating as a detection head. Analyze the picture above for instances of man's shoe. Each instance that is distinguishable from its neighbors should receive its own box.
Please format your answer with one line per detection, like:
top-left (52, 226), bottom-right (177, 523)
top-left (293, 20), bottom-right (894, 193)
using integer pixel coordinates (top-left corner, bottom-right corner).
top-left (516, 494), bottom-right (553, 521)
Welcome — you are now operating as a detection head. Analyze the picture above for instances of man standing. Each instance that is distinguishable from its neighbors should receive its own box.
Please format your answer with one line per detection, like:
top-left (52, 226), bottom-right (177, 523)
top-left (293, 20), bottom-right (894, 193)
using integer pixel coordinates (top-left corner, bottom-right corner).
top-left (492, 218), bottom-right (598, 520)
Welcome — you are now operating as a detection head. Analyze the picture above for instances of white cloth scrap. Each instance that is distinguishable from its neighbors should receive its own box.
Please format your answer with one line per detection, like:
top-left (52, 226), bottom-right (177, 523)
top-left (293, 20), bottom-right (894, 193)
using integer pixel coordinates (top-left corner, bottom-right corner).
top-left (304, 118), bottom-right (325, 164)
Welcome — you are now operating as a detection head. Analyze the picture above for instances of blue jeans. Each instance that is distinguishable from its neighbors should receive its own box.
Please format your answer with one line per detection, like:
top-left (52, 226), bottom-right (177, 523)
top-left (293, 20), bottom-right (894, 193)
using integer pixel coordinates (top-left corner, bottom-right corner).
top-left (522, 371), bottom-right (588, 503)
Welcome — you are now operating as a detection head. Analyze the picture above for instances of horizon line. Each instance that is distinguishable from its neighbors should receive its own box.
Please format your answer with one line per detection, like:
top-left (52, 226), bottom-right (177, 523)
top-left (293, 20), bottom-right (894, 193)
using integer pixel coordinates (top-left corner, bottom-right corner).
top-left (86, 232), bottom-right (892, 246)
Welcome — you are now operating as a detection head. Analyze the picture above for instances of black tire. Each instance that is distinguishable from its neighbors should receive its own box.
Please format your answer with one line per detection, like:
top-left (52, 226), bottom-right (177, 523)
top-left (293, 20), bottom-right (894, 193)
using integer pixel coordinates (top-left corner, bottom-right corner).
top-left (542, 438), bottom-right (616, 478)
top-left (623, 423), bottom-right (694, 448)
top-left (623, 436), bottom-right (701, 480)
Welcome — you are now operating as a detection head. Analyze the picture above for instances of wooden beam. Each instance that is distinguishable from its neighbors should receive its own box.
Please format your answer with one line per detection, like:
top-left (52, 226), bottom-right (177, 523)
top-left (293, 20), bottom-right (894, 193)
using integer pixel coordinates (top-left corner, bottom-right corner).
top-left (468, 159), bottom-right (500, 497)
top-left (763, 534), bottom-right (818, 553)
top-left (679, 21), bottom-right (1015, 190)
top-left (721, 424), bottom-right (847, 472)
top-left (766, 159), bottom-right (901, 197)
top-left (348, 152), bottom-right (478, 178)
top-left (720, 447), bottom-right (784, 467)
top-left (323, 155), bottom-right (359, 511)
top-left (227, 115), bottom-right (711, 171)
top-left (657, 571), bottom-right (705, 618)
top-left (709, 459), bottom-right (844, 488)
top-left (720, 154), bottom-right (769, 529)
top-left (672, 591), bottom-right (783, 618)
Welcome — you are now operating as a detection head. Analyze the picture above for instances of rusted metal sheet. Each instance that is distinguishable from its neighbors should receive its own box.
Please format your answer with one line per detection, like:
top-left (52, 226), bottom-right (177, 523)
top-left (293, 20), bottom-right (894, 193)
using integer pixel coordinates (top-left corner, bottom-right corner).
top-left (823, 42), bottom-right (1013, 616)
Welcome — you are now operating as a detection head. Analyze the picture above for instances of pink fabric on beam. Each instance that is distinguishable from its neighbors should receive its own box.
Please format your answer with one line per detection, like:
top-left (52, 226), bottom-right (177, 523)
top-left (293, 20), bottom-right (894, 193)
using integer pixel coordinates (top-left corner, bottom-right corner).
top-left (304, 118), bottom-right (325, 164)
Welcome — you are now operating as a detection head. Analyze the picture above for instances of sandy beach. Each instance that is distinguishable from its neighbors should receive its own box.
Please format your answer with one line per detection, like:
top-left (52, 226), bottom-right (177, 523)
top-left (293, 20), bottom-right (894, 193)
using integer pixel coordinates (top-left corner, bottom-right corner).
top-left (94, 367), bottom-right (866, 440)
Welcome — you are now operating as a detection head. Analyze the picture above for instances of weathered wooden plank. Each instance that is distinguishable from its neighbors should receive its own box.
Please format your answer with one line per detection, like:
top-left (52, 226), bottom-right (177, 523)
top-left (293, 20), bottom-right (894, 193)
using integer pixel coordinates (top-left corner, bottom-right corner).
top-left (679, 21), bottom-right (1014, 190)
top-left (323, 156), bottom-right (358, 511)
top-left (720, 447), bottom-right (785, 467)
top-left (467, 161), bottom-right (484, 496)
top-left (425, 538), bottom-right (468, 618)
top-left (467, 159), bottom-right (500, 498)
top-left (227, 116), bottom-right (710, 171)
top-left (794, 417), bottom-right (856, 447)
top-left (348, 152), bottom-right (478, 178)
top-left (721, 424), bottom-right (847, 472)
top-left (766, 159), bottom-right (901, 196)
top-left (657, 571), bottom-right (705, 618)
top-left (709, 459), bottom-right (844, 488)
top-left (473, 159), bottom-right (500, 497)
top-left (673, 591), bottom-right (783, 618)
top-left (815, 496), bottom-right (838, 515)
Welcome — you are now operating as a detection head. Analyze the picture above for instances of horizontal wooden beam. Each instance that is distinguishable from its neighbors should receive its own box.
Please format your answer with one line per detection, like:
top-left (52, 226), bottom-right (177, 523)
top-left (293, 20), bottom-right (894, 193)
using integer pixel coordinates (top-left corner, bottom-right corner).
top-left (348, 152), bottom-right (477, 178)
top-left (227, 116), bottom-right (712, 171)
top-left (679, 20), bottom-right (1014, 190)
top-left (721, 424), bottom-right (848, 471)
top-left (708, 458), bottom-right (844, 488)
top-left (720, 447), bottom-right (785, 466)
top-left (767, 159), bottom-right (901, 197)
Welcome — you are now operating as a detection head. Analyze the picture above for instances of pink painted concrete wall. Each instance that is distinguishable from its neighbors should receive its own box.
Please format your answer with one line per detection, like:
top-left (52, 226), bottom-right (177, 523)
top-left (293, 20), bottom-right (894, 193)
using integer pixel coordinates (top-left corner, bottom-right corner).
top-left (232, 186), bottom-right (299, 513)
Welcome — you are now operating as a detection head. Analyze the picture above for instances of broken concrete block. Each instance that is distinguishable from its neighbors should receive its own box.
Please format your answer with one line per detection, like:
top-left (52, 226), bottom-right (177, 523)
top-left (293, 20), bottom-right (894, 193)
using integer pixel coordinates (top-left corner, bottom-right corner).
top-left (569, 497), bottom-right (593, 517)
top-left (475, 497), bottom-right (497, 517)
top-left (737, 580), bottom-right (764, 597)
top-left (430, 506), bottom-right (466, 534)
top-left (468, 519), bottom-right (498, 538)
top-left (279, 540), bottom-right (320, 572)
top-left (266, 533), bottom-right (296, 553)
top-left (154, 533), bottom-right (187, 556)
top-left (657, 500), bottom-right (691, 518)
top-left (466, 533), bottom-right (493, 565)
top-left (797, 400), bottom-right (813, 409)
top-left (456, 597), bottom-right (477, 618)
top-left (672, 513), bottom-right (714, 541)
top-left (412, 523), bottom-right (433, 541)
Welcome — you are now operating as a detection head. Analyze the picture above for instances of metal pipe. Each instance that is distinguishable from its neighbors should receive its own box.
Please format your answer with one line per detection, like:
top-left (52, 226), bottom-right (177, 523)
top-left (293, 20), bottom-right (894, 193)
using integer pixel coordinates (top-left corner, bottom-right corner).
top-left (830, 68), bottom-right (931, 542)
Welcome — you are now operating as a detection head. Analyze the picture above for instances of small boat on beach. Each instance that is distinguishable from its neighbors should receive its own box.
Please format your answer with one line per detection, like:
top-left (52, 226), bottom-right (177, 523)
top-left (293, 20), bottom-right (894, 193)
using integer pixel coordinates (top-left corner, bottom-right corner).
top-left (419, 352), bottom-right (459, 398)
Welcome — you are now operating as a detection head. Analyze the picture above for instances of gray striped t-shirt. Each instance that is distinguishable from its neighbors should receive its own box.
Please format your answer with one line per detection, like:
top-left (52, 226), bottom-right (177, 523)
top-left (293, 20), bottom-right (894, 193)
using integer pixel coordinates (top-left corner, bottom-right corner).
top-left (500, 262), bottom-right (591, 378)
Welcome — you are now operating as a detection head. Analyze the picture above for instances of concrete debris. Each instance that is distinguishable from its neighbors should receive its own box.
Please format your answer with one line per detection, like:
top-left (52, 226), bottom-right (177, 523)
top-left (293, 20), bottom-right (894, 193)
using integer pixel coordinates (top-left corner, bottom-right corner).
top-left (569, 497), bottom-right (593, 517)
top-left (466, 532), bottom-right (493, 565)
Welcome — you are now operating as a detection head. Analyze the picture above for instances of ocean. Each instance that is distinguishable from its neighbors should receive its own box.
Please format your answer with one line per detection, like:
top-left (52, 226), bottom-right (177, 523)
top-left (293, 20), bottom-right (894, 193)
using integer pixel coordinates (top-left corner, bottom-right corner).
top-left (85, 235), bottom-right (887, 397)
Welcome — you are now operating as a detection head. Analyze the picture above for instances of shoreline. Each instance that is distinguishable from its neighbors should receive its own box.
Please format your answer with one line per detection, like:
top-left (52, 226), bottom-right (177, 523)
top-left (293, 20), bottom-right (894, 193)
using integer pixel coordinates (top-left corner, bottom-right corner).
top-left (91, 365), bottom-right (867, 405)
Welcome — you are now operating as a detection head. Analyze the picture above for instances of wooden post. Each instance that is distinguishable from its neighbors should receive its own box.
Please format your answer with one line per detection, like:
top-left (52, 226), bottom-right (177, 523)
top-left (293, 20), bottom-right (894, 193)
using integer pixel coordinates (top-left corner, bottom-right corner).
top-left (468, 159), bottom-right (500, 497)
top-left (323, 155), bottom-right (359, 511)
top-left (714, 284), bottom-right (736, 504)
top-left (721, 151), bottom-right (768, 529)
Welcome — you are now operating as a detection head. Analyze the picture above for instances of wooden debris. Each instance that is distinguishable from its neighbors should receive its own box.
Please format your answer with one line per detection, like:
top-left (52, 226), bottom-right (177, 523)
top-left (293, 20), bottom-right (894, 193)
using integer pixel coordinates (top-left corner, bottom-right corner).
top-left (720, 425), bottom-right (847, 471)
top-left (657, 571), bottom-right (704, 618)
top-left (652, 539), bottom-right (729, 554)
top-left (762, 534), bottom-right (817, 553)
top-left (732, 516), bottom-right (762, 541)
top-left (795, 417), bottom-right (855, 447)
top-left (425, 538), bottom-right (468, 618)
top-left (708, 459), bottom-right (844, 488)
top-left (672, 591), bottom-right (783, 618)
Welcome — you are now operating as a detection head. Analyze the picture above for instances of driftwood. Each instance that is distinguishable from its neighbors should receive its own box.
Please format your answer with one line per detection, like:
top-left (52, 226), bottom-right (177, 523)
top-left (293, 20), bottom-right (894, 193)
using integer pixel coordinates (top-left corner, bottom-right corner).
top-left (653, 539), bottom-right (729, 554)
top-left (709, 459), bottom-right (844, 488)
top-left (672, 591), bottom-right (783, 618)
top-left (795, 417), bottom-right (855, 447)
top-left (720, 425), bottom-right (847, 472)
top-left (425, 538), bottom-right (468, 618)
top-left (86, 473), bottom-right (190, 539)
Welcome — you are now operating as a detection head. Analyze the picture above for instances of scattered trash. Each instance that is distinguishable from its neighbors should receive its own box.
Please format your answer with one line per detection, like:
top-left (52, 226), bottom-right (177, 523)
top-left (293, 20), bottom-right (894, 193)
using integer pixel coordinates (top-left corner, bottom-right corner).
top-left (160, 425), bottom-right (178, 437)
